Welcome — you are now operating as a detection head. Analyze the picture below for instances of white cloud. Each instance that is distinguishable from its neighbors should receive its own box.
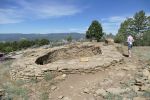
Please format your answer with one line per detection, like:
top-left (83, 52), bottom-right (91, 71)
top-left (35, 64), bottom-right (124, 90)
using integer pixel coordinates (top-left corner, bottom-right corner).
top-left (101, 12), bottom-right (150, 34)
top-left (0, 16), bottom-right (22, 24)
top-left (0, 0), bottom-right (82, 24)
top-left (0, 8), bottom-right (23, 24)
top-left (18, 0), bottom-right (81, 18)
top-left (102, 16), bottom-right (126, 23)
top-left (101, 16), bottom-right (126, 34)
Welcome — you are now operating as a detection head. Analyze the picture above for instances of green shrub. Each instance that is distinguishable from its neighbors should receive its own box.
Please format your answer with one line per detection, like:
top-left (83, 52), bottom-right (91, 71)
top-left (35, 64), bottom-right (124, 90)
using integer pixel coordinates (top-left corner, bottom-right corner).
top-left (40, 92), bottom-right (49, 100)
top-left (30, 76), bottom-right (38, 83)
top-left (105, 93), bottom-right (123, 100)
top-left (44, 72), bottom-right (55, 81)
top-left (143, 90), bottom-right (150, 97)
top-left (65, 35), bottom-right (72, 42)
top-left (2, 82), bottom-right (29, 100)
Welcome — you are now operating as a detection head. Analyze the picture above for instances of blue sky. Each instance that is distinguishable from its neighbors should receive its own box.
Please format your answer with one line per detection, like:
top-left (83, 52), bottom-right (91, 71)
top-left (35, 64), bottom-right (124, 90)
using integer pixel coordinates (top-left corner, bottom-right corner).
top-left (0, 0), bottom-right (149, 34)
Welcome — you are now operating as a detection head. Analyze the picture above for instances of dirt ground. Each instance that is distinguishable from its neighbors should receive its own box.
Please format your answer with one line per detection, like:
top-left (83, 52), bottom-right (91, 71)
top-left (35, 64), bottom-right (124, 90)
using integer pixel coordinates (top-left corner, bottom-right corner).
top-left (0, 45), bottom-right (150, 100)
top-left (46, 45), bottom-right (150, 100)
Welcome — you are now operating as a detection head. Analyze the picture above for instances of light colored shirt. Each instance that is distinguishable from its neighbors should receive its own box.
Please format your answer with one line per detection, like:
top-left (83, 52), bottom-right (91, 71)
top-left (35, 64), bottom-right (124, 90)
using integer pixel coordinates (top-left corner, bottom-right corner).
top-left (127, 35), bottom-right (134, 45)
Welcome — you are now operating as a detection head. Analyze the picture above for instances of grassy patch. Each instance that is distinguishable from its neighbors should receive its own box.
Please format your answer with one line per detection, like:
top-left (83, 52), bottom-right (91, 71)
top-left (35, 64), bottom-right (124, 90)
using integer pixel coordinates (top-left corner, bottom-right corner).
top-left (143, 89), bottom-right (150, 98)
top-left (43, 72), bottom-right (55, 81)
top-left (2, 82), bottom-right (29, 100)
top-left (40, 92), bottom-right (49, 100)
top-left (29, 76), bottom-right (39, 83)
top-left (0, 61), bottom-right (30, 100)
top-left (104, 93), bottom-right (123, 100)
top-left (133, 47), bottom-right (150, 61)
top-left (0, 61), bottom-right (13, 87)
top-left (115, 45), bottom-right (124, 54)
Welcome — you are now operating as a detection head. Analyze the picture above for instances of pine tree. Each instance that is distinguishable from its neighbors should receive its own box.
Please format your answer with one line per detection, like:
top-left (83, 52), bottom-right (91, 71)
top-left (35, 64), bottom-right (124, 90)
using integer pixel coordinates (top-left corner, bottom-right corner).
top-left (86, 20), bottom-right (103, 42)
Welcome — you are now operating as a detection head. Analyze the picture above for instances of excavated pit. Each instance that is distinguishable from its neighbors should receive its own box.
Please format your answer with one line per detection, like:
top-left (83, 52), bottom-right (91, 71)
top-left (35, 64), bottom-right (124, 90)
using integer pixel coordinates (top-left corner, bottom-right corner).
top-left (35, 45), bottom-right (102, 65)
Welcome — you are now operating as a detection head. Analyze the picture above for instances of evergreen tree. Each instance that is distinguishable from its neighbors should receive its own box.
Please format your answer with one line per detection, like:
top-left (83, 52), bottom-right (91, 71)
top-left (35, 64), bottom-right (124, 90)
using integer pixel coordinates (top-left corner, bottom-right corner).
top-left (132, 10), bottom-right (147, 36)
top-left (65, 35), bottom-right (72, 42)
top-left (115, 18), bottom-right (132, 43)
top-left (115, 10), bottom-right (150, 45)
top-left (37, 39), bottom-right (49, 46)
top-left (86, 20), bottom-right (103, 42)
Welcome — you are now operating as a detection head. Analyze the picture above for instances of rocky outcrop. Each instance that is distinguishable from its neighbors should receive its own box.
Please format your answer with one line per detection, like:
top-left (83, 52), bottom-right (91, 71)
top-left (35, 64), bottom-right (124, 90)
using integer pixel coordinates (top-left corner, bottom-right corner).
top-left (10, 42), bottom-right (123, 80)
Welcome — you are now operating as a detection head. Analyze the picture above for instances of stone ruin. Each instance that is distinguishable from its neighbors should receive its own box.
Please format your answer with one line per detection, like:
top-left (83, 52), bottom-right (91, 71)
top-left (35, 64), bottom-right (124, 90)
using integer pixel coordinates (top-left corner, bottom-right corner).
top-left (10, 42), bottom-right (123, 80)
top-left (35, 45), bottom-right (101, 65)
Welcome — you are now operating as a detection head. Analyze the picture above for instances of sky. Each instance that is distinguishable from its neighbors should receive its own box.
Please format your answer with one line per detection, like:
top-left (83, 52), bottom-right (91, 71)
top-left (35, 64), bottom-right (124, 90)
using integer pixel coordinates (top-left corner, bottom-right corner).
top-left (0, 0), bottom-right (149, 34)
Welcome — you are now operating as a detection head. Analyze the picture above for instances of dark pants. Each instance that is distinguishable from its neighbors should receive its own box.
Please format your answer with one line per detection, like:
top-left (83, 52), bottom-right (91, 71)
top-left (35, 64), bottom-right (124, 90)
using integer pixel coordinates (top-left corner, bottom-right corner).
top-left (128, 43), bottom-right (132, 50)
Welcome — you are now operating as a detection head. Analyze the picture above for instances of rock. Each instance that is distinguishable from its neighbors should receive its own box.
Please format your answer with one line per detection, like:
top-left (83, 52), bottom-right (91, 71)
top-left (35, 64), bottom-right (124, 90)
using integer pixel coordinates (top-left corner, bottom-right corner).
top-left (83, 88), bottom-right (90, 94)
top-left (116, 72), bottom-right (125, 77)
top-left (123, 98), bottom-right (131, 100)
top-left (69, 86), bottom-right (74, 89)
top-left (134, 79), bottom-right (143, 86)
top-left (55, 74), bottom-right (67, 80)
top-left (51, 85), bottom-right (57, 91)
top-left (122, 67), bottom-right (130, 71)
top-left (132, 86), bottom-right (140, 92)
top-left (148, 74), bottom-right (150, 81)
top-left (63, 97), bottom-right (72, 100)
top-left (62, 74), bottom-right (67, 78)
top-left (58, 95), bottom-right (64, 99)
top-left (105, 38), bottom-right (114, 45)
top-left (95, 89), bottom-right (107, 97)
top-left (85, 95), bottom-right (96, 100)
top-left (80, 57), bottom-right (89, 62)
top-left (140, 85), bottom-right (148, 91)
top-left (134, 82), bottom-right (143, 86)
top-left (143, 69), bottom-right (150, 77)
top-left (100, 79), bottom-right (113, 86)
top-left (133, 97), bottom-right (146, 100)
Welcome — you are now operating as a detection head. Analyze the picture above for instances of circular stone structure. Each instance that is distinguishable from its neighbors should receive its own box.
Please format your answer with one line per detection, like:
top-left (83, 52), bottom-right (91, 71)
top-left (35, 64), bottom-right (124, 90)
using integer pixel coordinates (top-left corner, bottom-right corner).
top-left (35, 45), bottom-right (101, 65)
top-left (10, 42), bottom-right (123, 80)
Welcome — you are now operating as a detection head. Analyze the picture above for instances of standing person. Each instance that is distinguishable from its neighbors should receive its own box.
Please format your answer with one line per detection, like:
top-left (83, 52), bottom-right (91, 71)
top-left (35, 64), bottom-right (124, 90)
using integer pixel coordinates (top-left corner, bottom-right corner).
top-left (127, 34), bottom-right (134, 57)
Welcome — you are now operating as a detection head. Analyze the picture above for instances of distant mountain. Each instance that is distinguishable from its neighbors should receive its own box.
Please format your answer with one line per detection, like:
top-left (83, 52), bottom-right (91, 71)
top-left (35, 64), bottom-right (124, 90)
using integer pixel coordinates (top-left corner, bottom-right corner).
top-left (0, 33), bottom-right (85, 42)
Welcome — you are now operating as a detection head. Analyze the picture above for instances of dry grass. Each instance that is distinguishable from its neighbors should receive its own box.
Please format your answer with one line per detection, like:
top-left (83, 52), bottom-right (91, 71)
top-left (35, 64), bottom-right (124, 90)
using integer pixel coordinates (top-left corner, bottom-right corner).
top-left (0, 60), bottom-right (29, 100)
top-left (132, 46), bottom-right (150, 61)
top-left (0, 61), bottom-right (13, 86)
